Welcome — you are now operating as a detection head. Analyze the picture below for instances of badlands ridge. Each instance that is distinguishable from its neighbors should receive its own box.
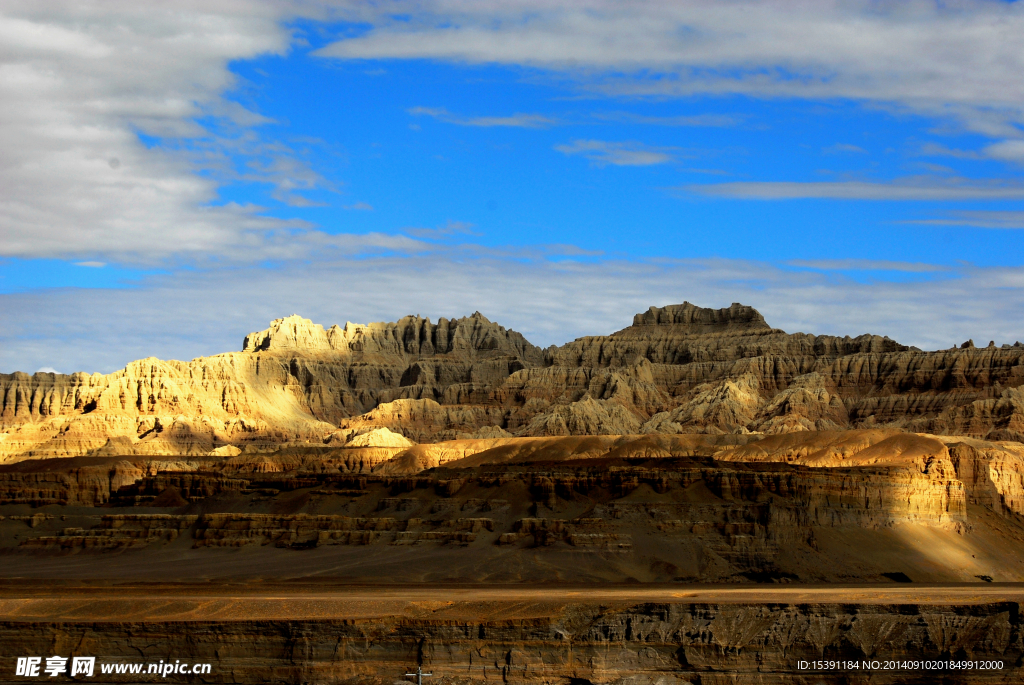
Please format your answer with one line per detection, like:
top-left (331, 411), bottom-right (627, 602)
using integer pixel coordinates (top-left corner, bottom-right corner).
top-left (2, 301), bottom-right (1023, 459)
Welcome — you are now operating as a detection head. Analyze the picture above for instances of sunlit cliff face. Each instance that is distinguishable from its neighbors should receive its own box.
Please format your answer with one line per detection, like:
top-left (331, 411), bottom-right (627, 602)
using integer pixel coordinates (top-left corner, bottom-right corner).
top-left (2, 303), bottom-right (1023, 462)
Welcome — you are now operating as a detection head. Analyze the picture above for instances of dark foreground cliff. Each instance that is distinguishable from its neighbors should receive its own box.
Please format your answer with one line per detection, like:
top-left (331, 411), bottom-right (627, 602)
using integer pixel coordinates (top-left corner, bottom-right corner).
top-left (2, 588), bottom-right (1022, 684)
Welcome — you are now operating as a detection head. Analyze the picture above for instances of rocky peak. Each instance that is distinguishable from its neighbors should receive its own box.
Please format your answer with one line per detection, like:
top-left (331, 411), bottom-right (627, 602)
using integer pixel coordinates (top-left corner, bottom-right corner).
top-left (627, 302), bottom-right (771, 334)
top-left (242, 312), bottom-right (544, 363)
top-left (242, 315), bottom-right (330, 352)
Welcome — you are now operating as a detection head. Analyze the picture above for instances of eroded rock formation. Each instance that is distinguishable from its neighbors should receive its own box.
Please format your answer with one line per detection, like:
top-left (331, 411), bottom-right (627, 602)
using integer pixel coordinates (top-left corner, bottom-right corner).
top-left (2, 303), bottom-right (1024, 461)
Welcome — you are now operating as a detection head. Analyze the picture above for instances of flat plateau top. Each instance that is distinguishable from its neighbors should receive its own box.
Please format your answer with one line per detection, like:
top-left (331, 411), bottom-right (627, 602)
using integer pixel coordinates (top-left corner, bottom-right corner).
top-left (0, 584), bottom-right (1021, 622)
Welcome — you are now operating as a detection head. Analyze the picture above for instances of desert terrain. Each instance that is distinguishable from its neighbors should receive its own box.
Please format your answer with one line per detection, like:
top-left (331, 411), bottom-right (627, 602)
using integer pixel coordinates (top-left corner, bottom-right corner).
top-left (2, 302), bottom-right (1024, 682)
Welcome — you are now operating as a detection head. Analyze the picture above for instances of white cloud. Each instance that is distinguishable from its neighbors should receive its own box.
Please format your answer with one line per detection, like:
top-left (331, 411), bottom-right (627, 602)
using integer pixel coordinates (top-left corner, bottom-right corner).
top-left (555, 139), bottom-right (677, 166)
top-left (2, 254), bottom-right (1023, 374)
top-left (685, 179), bottom-right (1024, 201)
top-left (0, 2), bottom-right (342, 264)
top-left (315, 1), bottom-right (1024, 136)
top-left (408, 106), bottom-right (555, 128)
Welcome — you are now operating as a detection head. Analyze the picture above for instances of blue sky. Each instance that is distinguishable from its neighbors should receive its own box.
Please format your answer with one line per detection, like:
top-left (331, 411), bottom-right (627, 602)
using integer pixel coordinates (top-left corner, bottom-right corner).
top-left (2, 2), bottom-right (1024, 372)
top-left (226, 52), bottom-right (1022, 266)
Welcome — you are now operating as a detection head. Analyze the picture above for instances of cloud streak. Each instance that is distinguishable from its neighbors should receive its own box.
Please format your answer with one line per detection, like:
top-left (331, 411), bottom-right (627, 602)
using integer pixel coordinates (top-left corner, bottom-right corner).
top-left (685, 180), bottom-right (1024, 201)
top-left (555, 139), bottom-right (678, 166)
top-left (788, 259), bottom-right (947, 273)
top-left (823, 144), bottom-right (867, 155)
top-left (408, 106), bottom-right (555, 128)
top-left (404, 220), bottom-right (482, 240)
top-left (594, 112), bottom-right (741, 127)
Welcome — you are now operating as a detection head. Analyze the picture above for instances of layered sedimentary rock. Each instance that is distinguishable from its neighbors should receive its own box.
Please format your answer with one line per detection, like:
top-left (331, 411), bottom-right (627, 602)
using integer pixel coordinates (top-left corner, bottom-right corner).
top-left (21, 514), bottom-right (198, 550)
top-left (5, 429), bottom-right (1024, 584)
top-left (2, 303), bottom-right (1024, 461)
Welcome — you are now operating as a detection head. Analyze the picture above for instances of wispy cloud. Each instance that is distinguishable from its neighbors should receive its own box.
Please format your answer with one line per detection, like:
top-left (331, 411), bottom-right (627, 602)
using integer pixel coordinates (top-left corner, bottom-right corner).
top-left (683, 168), bottom-right (730, 176)
top-left (594, 112), bottom-right (741, 127)
top-left (245, 154), bottom-right (336, 208)
top-left (982, 140), bottom-right (1024, 163)
top-left (789, 259), bottom-right (947, 273)
top-left (919, 143), bottom-right (982, 160)
top-left (903, 211), bottom-right (1024, 230)
top-left (912, 162), bottom-right (958, 175)
top-left (315, 1), bottom-right (1024, 136)
top-left (823, 144), bottom-right (867, 155)
top-left (404, 220), bottom-right (482, 240)
top-left (921, 140), bottom-right (1024, 163)
top-left (684, 179), bottom-right (1024, 201)
top-left (408, 106), bottom-right (555, 128)
top-left (555, 139), bottom-right (678, 167)
top-left (344, 202), bottom-right (374, 211)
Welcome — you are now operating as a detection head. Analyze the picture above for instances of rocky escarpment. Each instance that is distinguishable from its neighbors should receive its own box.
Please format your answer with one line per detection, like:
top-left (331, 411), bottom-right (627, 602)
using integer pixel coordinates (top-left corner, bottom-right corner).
top-left (2, 302), bottom-right (1024, 459)
top-left (6, 430), bottom-right (1024, 584)
top-left (15, 451), bottom-right (969, 558)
